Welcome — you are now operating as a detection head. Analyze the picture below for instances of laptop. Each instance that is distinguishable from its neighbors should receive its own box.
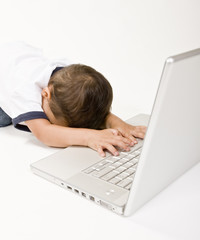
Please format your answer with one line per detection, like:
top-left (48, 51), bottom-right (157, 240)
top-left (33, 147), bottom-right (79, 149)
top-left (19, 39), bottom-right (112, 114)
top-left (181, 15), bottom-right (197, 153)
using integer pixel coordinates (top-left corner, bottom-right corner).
top-left (31, 48), bottom-right (200, 216)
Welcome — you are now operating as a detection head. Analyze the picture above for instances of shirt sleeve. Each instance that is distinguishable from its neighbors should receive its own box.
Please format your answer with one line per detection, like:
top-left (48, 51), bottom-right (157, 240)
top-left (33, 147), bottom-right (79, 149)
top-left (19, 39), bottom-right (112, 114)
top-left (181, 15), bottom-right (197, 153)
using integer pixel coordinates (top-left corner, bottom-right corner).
top-left (12, 111), bottom-right (48, 132)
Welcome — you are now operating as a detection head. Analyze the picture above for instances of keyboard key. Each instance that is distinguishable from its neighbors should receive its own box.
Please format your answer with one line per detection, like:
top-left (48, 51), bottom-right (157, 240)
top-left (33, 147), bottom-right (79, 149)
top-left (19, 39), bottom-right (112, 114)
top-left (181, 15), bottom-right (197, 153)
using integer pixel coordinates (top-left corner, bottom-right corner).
top-left (109, 177), bottom-right (121, 185)
top-left (84, 167), bottom-right (95, 174)
top-left (91, 167), bottom-right (113, 178)
top-left (129, 147), bottom-right (141, 155)
top-left (125, 183), bottom-right (132, 190)
top-left (116, 172), bottom-right (129, 180)
top-left (122, 155), bottom-right (134, 160)
top-left (93, 162), bottom-right (111, 171)
top-left (137, 148), bottom-right (142, 152)
top-left (106, 156), bottom-right (119, 163)
top-left (122, 162), bottom-right (133, 169)
top-left (112, 156), bottom-right (121, 160)
top-left (95, 165), bottom-right (106, 171)
top-left (104, 162), bottom-right (112, 168)
top-left (127, 173), bottom-right (135, 180)
top-left (119, 158), bottom-right (130, 164)
top-left (118, 152), bottom-right (129, 158)
top-left (129, 152), bottom-right (138, 157)
top-left (111, 161), bottom-right (123, 168)
top-left (117, 178), bottom-right (132, 188)
top-left (100, 160), bottom-right (109, 165)
top-left (93, 161), bottom-right (107, 168)
top-left (101, 171), bottom-right (119, 181)
top-left (108, 164), bottom-right (116, 169)
top-left (124, 167), bottom-right (136, 175)
top-left (134, 150), bottom-right (141, 155)
top-left (129, 158), bottom-right (138, 165)
top-left (120, 151), bottom-right (129, 155)
top-left (114, 166), bottom-right (126, 173)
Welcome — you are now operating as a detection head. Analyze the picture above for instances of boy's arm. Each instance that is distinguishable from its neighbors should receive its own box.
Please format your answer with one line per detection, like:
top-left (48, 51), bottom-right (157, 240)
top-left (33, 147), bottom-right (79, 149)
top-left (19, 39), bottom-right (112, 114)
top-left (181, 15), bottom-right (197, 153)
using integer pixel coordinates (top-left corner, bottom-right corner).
top-left (105, 113), bottom-right (147, 144)
top-left (25, 118), bottom-right (132, 157)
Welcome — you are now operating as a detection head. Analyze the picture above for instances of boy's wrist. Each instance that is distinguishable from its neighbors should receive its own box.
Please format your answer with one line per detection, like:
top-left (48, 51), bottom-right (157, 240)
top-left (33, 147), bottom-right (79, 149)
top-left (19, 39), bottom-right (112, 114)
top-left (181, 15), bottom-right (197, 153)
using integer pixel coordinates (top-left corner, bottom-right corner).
top-left (77, 128), bottom-right (95, 147)
top-left (84, 129), bottom-right (98, 147)
top-left (105, 113), bottom-right (124, 129)
top-left (105, 113), bottom-right (114, 128)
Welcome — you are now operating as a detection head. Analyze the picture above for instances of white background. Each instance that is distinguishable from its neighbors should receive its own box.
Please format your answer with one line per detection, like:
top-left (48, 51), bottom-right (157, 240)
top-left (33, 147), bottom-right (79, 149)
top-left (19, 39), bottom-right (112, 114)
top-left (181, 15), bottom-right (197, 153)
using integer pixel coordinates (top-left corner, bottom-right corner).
top-left (1, 0), bottom-right (200, 118)
top-left (0, 0), bottom-right (200, 240)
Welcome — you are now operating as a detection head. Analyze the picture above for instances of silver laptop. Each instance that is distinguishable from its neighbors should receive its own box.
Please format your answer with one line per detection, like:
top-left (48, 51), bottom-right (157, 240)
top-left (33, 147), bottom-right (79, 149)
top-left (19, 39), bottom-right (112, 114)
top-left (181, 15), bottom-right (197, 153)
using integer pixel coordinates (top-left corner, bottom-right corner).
top-left (31, 49), bottom-right (200, 216)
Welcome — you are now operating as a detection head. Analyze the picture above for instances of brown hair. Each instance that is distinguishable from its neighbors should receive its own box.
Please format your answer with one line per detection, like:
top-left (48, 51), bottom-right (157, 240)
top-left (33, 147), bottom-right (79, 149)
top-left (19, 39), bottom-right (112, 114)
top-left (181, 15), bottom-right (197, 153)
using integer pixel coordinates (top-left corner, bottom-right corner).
top-left (48, 64), bottom-right (113, 129)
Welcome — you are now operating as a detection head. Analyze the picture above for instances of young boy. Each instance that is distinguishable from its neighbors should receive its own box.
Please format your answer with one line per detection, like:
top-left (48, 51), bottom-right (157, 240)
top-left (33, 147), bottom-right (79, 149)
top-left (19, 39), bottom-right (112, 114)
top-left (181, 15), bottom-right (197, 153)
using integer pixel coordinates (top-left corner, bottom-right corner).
top-left (0, 41), bottom-right (146, 157)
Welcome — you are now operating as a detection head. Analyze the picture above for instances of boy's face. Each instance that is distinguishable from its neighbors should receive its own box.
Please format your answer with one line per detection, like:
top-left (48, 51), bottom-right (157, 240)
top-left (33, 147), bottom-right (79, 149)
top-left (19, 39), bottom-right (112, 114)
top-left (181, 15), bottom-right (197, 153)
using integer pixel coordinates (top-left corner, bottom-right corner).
top-left (41, 87), bottom-right (67, 127)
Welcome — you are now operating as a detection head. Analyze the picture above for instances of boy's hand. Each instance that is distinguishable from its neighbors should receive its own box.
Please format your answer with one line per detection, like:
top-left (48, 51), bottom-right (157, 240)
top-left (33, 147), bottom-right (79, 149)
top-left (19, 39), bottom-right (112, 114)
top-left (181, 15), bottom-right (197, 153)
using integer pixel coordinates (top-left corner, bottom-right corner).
top-left (105, 113), bottom-right (147, 145)
top-left (113, 122), bottom-right (147, 145)
top-left (87, 129), bottom-right (133, 157)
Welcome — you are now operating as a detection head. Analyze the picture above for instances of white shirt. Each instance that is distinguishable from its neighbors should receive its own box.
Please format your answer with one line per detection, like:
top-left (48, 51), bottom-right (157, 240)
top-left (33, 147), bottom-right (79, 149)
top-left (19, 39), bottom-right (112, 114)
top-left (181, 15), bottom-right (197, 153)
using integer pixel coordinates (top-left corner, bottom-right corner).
top-left (0, 41), bottom-right (70, 131)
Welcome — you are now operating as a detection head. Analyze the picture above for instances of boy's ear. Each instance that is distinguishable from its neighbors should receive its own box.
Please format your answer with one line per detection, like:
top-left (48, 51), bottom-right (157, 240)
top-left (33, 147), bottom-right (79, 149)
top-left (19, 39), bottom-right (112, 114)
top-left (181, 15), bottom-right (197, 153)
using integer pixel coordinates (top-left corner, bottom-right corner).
top-left (41, 87), bottom-right (51, 99)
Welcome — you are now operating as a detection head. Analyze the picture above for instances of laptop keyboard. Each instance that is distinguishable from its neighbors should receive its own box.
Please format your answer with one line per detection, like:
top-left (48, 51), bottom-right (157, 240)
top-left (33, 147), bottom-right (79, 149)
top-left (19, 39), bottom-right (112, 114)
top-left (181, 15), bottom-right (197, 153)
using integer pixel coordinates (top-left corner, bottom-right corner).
top-left (83, 144), bottom-right (142, 191)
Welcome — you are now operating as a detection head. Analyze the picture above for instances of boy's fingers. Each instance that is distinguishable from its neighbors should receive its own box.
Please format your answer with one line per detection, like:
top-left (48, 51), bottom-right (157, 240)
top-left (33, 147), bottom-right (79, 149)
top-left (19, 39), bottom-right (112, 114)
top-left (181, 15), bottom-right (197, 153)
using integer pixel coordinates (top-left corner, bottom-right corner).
top-left (104, 143), bottom-right (119, 156)
top-left (130, 126), bottom-right (147, 139)
top-left (110, 129), bottom-right (121, 136)
top-left (97, 146), bottom-right (106, 157)
top-left (113, 138), bottom-right (130, 152)
top-left (131, 131), bottom-right (145, 139)
top-left (109, 129), bottom-right (132, 147)
top-left (134, 126), bottom-right (147, 135)
top-left (125, 134), bottom-right (137, 145)
top-left (119, 132), bottom-right (137, 146)
top-left (97, 144), bottom-right (119, 157)
top-left (119, 135), bottom-right (132, 145)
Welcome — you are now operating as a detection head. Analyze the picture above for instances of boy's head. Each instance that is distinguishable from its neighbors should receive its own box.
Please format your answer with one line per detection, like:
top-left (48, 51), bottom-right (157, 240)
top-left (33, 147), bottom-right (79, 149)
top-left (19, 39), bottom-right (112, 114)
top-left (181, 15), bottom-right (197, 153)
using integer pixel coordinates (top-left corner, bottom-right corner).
top-left (45, 64), bottom-right (113, 129)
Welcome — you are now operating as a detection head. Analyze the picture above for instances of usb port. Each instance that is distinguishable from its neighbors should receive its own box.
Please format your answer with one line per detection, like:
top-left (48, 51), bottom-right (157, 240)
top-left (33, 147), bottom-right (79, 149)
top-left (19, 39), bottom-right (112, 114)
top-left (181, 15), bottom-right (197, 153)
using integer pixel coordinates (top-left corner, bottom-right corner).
top-left (81, 192), bottom-right (86, 197)
top-left (89, 196), bottom-right (95, 201)
top-left (74, 189), bottom-right (79, 194)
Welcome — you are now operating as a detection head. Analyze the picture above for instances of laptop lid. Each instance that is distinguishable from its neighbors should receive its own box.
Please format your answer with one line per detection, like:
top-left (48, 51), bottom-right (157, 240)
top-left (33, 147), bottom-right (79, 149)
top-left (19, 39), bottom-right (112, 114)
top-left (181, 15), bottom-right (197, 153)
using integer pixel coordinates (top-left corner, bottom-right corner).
top-left (124, 49), bottom-right (200, 216)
